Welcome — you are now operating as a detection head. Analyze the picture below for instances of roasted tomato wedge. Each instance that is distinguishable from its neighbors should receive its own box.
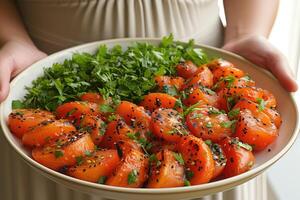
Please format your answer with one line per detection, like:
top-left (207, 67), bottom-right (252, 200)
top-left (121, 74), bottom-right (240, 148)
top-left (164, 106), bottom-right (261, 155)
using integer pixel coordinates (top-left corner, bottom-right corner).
top-left (212, 76), bottom-right (255, 92)
top-left (186, 105), bottom-right (232, 142)
top-left (67, 149), bottom-right (120, 183)
top-left (147, 149), bottom-right (185, 188)
top-left (8, 109), bottom-right (55, 138)
top-left (235, 109), bottom-right (278, 151)
top-left (116, 101), bottom-right (151, 138)
top-left (178, 135), bottom-right (215, 185)
top-left (205, 141), bottom-right (227, 179)
top-left (80, 92), bottom-right (111, 105)
top-left (183, 66), bottom-right (213, 89)
top-left (233, 98), bottom-right (282, 128)
top-left (100, 118), bottom-right (135, 149)
top-left (206, 59), bottom-right (234, 71)
top-left (216, 86), bottom-right (263, 112)
top-left (32, 131), bottom-right (95, 170)
top-left (183, 87), bottom-right (218, 107)
top-left (140, 93), bottom-right (181, 112)
top-left (22, 119), bottom-right (76, 148)
top-left (218, 137), bottom-right (255, 178)
top-left (56, 101), bottom-right (100, 122)
top-left (212, 63), bottom-right (245, 84)
top-left (76, 115), bottom-right (106, 145)
top-left (176, 60), bottom-right (198, 79)
top-left (151, 108), bottom-right (189, 142)
top-left (154, 76), bottom-right (185, 92)
top-left (106, 149), bottom-right (149, 188)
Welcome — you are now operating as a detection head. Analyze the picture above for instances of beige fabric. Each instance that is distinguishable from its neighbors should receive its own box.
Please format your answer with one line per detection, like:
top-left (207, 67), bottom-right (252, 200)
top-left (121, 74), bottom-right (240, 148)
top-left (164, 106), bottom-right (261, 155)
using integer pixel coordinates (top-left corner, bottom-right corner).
top-left (16, 0), bottom-right (224, 53)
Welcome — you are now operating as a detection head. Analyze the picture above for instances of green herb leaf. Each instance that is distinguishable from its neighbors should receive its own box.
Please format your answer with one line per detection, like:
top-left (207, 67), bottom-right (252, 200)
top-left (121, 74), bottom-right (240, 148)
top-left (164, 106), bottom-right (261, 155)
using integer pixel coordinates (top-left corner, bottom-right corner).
top-left (173, 152), bottom-right (185, 165)
top-left (128, 169), bottom-right (138, 184)
top-left (206, 121), bottom-right (213, 128)
top-left (54, 150), bottom-right (64, 158)
top-left (184, 179), bottom-right (191, 186)
top-left (12, 100), bottom-right (24, 109)
top-left (75, 156), bottom-right (83, 165)
top-left (100, 104), bottom-right (115, 113)
top-left (228, 108), bottom-right (240, 118)
top-left (220, 120), bottom-right (237, 128)
top-left (256, 98), bottom-right (266, 111)
top-left (185, 170), bottom-right (194, 180)
top-left (98, 176), bottom-right (107, 184)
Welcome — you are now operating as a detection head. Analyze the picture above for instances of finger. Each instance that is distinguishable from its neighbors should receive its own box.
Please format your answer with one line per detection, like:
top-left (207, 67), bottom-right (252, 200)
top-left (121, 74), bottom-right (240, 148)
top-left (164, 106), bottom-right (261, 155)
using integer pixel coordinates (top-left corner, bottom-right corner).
top-left (266, 53), bottom-right (298, 92)
top-left (0, 61), bottom-right (13, 102)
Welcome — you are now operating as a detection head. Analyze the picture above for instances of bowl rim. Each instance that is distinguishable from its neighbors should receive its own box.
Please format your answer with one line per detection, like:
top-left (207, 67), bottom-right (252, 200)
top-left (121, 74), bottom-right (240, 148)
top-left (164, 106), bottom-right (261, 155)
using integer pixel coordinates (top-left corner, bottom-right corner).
top-left (1, 37), bottom-right (299, 194)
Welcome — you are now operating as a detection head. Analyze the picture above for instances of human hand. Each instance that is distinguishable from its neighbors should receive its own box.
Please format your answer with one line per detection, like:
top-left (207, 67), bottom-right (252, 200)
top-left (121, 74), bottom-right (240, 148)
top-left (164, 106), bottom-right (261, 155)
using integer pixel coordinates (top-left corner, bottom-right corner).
top-left (0, 40), bottom-right (46, 101)
top-left (223, 35), bottom-right (298, 92)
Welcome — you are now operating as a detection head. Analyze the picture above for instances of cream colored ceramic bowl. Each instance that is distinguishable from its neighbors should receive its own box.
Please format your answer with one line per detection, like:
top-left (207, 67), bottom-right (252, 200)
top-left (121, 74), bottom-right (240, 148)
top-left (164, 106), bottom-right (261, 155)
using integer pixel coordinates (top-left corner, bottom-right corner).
top-left (1, 38), bottom-right (299, 200)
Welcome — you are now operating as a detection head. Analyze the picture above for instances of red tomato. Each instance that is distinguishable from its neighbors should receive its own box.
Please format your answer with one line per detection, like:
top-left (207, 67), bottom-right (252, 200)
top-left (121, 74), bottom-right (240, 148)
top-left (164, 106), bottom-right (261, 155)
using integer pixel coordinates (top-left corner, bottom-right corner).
top-left (186, 106), bottom-right (232, 142)
top-left (212, 76), bottom-right (256, 92)
top-left (183, 87), bottom-right (218, 107)
top-left (206, 141), bottom-right (227, 180)
top-left (32, 131), bottom-right (95, 170)
top-left (176, 61), bottom-right (198, 79)
top-left (151, 109), bottom-right (189, 142)
top-left (184, 66), bottom-right (213, 89)
top-left (218, 137), bottom-right (255, 178)
top-left (67, 149), bottom-right (121, 183)
top-left (178, 135), bottom-right (215, 185)
top-left (212, 64), bottom-right (245, 84)
top-left (235, 109), bottom-right (278, 151)
top-left (147, 149), bottom-right (185, 188)
top-left (154, 76), bottom-right (185, 91)
top-left (106, 149), bottom-right (149, 188)
top-left (8, 109), bottom-right (55, 138)
top-left (140, 93), bottom-right (182, 112)
top-left (80, 93), bottom-right (111, 105)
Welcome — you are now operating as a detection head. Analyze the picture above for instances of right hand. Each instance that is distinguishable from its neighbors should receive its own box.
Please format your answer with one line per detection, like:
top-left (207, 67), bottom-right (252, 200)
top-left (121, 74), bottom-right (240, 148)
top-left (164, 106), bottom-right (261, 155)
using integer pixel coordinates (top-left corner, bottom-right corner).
top-left (0, 40), bottom-right (46, 102)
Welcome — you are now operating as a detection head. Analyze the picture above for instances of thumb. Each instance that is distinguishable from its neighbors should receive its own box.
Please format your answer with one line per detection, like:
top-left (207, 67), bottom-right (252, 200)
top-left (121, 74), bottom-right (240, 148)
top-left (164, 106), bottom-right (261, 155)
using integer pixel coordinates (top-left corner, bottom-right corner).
top-left (0, 58), bottom-right (13, 102)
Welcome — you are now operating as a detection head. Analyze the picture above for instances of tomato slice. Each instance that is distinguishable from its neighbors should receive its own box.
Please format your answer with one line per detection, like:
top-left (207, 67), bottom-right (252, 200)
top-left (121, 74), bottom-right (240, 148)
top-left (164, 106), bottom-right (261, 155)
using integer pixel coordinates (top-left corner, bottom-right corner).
top-left (218, 137), bottom-right (255, 178)
top-left (76, 115), bottom-right (106, 145)
top-left (235, 109), bottom-right (278, 151)
top-left (106, 149), bottom-right (149, 188)
top-left (154, 76), bottom-right (185, 91)
top-left (212, 76), bottom-right (255, 92)
top-left (32, 131), bottom-right (95, 170)
top-left (183, 66), bottom-right (213, 89)
top-left (233, 98), bottom-right (282, 128)
top-left (186, 105), bottom-right (232, 142)
top-left (80, 92), bottom-right (111, 105)
top-left (140, 93), bottom-right (181, 112)
top-left (56, 101), bottom-right (100, 122)
top-left (176, 61), bottom-right (198, 79)
top-left (183, 87), bottom-right (218, 107)
top-left (8, 109), bottom-right (55, 138)
top-left (147, 149), bottom-right (185, 188)
top-left (22, 119), bottom-right (76, 148)
top-left (151, 108), bottom-right (189, 142)
top-left (178, 135), bottom-right (215, 185)
top-left (116, 101), bottom-right (151, 138)
top-left (212, 64), bottom-right (245, 84)
top-left (67, 149), bottom-right (120, 183)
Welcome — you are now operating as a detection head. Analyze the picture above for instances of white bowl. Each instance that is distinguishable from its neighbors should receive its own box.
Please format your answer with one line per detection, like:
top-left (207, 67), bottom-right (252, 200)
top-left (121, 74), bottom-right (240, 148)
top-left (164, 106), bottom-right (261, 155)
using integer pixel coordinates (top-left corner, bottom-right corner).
top-left (1, 38), bottom-right (299, 200)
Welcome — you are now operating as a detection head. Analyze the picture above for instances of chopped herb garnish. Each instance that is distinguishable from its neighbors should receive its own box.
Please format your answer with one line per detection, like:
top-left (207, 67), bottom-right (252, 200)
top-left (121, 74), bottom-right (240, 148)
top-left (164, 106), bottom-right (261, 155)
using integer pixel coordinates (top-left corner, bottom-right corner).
top-left (54, 150), bottom-right (64, 158)
top-left (220, 120), bottom-right (237, 128)
top-left (184, 179), bottom-right (191, 186)
top-left (107, 114), bottom-right (117, 122)
top-left (205, 140), bottom-right (212, 146)
top-left (85, 150), bottom-right (92, 157)
top-left (128, 169), bottom-right (138, 184)
top-left (208, 107), bottom-right (223, 115)
top-left (162, 85), bottom-right (178, 96)
top-left (185, 170), bottom-right (194, 180)
top-left (206, 121), bottom-right (213, 128)
top-left (99, 122), bottom-right (107, 136)
top-left (100, 104), bottom-right (115, 113)
top-left (173, 152), bottom-right (185, 165)
top-left (12, 100), bottom-right (24, 109)
top-left (237, 141), bottom-right (253, 151)
top-left (228, 108), bottom-right (240, 118)
top-left (66, 108), bottom-right (77, 117)
top-left (75, 156), bottom-right (83, 165)
top-left (183, 102), bottom-right (203, 116)
top-left (98, 176), bottom-right (107, 184)
top-left (256, 98), bottom-right (266, 111)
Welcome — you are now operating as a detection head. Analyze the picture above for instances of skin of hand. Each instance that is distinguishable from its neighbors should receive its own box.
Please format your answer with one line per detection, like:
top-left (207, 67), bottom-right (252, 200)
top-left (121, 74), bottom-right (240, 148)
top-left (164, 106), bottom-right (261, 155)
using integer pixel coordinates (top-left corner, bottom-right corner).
top-left (0, 41), bottom-right (47, 101)
top-left (223, 35), bottom-right (298, 92)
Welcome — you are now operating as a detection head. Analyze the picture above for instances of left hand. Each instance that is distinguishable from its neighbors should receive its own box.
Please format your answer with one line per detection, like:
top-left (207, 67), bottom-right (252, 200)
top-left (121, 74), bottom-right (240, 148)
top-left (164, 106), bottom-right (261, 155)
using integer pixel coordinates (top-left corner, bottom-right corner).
top-left (223, 35), bottom-right (298, 92)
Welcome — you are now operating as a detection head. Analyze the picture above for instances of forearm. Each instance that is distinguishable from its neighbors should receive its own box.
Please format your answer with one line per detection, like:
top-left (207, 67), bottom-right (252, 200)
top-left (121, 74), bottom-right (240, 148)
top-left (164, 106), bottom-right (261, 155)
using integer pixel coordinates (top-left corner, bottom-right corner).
top-left (0, 0), bottom-right (33, 46)
top-left (223, 0), bottom-right (279, 43)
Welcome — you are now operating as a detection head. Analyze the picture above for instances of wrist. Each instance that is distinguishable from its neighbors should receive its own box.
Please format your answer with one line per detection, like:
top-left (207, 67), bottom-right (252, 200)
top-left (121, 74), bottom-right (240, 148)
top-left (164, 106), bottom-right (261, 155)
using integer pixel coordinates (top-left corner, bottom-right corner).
top-left (224, 26), bottom-right (268, 45)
